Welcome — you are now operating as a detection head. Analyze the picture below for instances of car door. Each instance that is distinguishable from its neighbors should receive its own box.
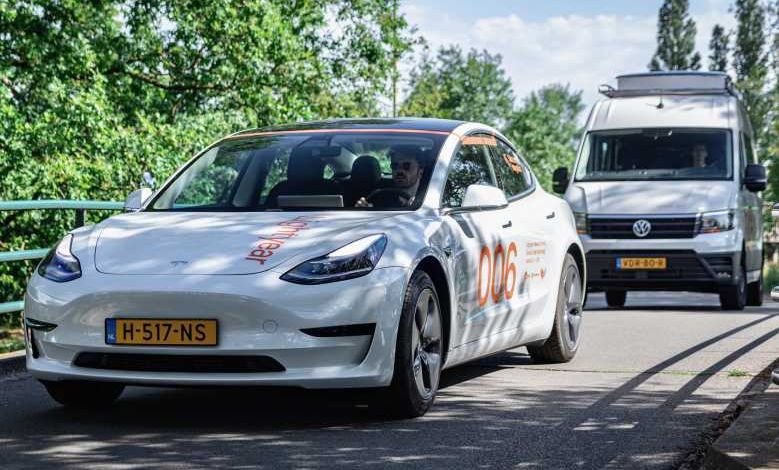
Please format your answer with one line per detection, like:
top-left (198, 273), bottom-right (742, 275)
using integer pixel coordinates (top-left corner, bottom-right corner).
top-left (490, 138), bottom-right (556, 332)
top-left (441, 134), bottom-right (514, 346)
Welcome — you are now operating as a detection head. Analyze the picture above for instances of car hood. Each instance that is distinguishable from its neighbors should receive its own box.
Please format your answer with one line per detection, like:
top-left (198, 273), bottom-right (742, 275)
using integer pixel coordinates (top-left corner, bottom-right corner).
top-left (94, 211), bottom-right (402, 275)
top-left (566, 180), bottom-right (736, 215)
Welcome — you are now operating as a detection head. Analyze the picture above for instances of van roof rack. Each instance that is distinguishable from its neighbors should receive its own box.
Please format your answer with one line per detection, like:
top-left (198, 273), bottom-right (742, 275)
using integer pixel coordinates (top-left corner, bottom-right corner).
top-left (599, 71), bottom-right (739, 99)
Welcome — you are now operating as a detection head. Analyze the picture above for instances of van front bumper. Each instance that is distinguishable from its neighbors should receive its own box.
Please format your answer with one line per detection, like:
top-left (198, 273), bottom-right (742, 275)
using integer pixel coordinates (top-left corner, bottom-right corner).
top-left (585, 249), bottom-right (741, 292)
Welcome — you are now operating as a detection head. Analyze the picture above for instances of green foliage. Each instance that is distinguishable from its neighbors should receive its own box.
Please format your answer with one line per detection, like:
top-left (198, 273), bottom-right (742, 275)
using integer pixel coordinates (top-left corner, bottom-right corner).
top-left (400, 46), bottom-right (515, 128)
top-left (649, 0), bottom-right (702, 71)
top-left (765, 263), bottom-right (779, 292)
top-left (503, 85), bottom-right (585, 191)
top-left (0, 0), bottom-right (418, 323)
top-left (708, 24), bottom-right (730, 72)
top-left (733, 0), bottom-right (770, 143)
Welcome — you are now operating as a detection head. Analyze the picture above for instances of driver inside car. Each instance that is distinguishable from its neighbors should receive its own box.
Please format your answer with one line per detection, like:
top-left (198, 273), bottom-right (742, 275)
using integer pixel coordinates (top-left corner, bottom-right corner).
top-left (355, 145), bottom-right (425, 208)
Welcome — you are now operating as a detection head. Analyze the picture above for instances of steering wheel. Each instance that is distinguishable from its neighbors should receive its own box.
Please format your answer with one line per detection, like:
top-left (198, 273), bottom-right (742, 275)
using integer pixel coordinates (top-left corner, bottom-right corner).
top-left (366, 188), bottom-right (411, 207)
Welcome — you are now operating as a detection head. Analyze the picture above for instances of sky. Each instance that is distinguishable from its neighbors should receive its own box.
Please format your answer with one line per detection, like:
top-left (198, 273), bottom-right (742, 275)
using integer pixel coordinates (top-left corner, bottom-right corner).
top-left (399, 0), bottom-right (736, 111)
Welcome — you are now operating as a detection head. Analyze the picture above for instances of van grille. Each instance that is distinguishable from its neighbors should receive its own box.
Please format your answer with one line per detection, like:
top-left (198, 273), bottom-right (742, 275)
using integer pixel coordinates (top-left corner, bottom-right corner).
top-left (588, 216), bottom-right (697, 239)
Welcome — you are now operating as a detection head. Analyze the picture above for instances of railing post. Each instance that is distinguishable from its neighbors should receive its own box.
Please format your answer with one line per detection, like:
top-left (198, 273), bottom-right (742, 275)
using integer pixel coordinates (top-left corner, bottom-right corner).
top-left (75, 208), bottom-right (85, 227)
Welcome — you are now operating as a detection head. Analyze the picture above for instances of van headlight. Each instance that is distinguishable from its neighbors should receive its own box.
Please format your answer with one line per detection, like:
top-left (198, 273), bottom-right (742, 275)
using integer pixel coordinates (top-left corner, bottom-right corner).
top-left (574, 212), bottom-right (588, 234)
top-left (281, 234), bottom-right (387, 284)
top-left (37, 234), bottom-right (82, 282)
top-left (698, 210), bottom-right (735, 234)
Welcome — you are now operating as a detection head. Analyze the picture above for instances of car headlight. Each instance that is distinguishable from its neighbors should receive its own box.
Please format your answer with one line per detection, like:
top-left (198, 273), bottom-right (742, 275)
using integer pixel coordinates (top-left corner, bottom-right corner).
top-left (37, 234), bottom-right (82, 282)
top-left (280, 234), bottom-right (387, 284)
top-left (574, 212), bottom-right (588, 234)
top-left (698, 210), bottom-right (735, 234)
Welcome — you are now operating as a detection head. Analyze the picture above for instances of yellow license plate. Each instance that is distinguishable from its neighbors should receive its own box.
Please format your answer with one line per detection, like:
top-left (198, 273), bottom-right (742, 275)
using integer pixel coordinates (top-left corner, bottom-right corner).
top-left (617, 257), bottom-right (667, 270)
top-left (106, 319), bottom-right (218, 346)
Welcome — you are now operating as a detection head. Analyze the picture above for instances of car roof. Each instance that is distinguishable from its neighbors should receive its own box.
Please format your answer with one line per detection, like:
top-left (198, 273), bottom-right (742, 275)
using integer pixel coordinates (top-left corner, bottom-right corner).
top-left (233, 118), bottom-right (467, 135)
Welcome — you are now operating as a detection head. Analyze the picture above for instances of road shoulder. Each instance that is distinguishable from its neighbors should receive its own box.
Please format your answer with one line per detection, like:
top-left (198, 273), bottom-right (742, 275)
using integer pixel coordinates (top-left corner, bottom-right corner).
top-left (0, 350), bottom-right (26, 376)
top-left (702, 369), bottom-right (779, 469)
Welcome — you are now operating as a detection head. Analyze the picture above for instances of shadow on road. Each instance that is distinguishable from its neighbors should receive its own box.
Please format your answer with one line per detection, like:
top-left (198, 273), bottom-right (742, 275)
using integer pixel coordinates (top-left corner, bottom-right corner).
top-left (1, 314), bottom-right (778, 468)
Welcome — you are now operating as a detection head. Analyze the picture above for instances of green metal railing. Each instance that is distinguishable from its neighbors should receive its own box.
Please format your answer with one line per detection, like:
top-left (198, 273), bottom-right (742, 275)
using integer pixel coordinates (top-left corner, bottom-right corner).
top-left (0, 200), bottom-right (124, 315)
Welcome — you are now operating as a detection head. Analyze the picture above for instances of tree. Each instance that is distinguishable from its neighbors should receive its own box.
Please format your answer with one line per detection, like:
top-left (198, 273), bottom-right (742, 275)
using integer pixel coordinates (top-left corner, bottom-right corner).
top-left (503, 84), bottom-right (584, 191)
top-left (649, 0), bottom-right (702, 71)
top-left (709, 24), bottom-right (730, 72)
top-left (733, 0), bottom-right (770, 153)
top-left (0, 0), bottom-right (419, 323)
top-left (400, 46), bottom-right (515, 128)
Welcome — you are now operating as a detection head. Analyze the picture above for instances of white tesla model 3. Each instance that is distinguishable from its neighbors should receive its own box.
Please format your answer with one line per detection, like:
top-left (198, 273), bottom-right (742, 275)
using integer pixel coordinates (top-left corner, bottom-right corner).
top-left (24, 118), bottom-right (585, 417)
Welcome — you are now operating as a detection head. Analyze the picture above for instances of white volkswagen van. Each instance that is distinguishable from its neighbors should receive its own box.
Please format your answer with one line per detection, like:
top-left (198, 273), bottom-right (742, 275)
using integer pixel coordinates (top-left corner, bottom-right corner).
top-left (553, 72), bottom-right (766, 310)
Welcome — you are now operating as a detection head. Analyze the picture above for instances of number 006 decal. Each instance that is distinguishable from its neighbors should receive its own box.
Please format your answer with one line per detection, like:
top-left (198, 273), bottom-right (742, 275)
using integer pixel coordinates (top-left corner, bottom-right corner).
top-left (477, 242), bottom-right (518, 307)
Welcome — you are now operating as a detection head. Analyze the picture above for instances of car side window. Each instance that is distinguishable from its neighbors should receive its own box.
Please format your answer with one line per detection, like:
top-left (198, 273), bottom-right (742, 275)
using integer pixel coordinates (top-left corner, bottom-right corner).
top-left (492, 139), bottom-right (533, 197)
top-left (442, 136), bottom-right (498, 208)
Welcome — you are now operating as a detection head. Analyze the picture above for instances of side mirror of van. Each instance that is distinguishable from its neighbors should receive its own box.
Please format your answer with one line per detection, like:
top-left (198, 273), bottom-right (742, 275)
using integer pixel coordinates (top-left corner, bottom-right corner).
top-left (744, 163), bottom-right (766, 193)
top-left (552, 167), bottom-right (569, 194)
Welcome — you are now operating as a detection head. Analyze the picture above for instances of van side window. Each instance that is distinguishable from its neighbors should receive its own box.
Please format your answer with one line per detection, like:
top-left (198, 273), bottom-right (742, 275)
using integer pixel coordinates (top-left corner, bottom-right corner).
top-left (442, 136), bottom-right (498, 208)
top-left (743, 133), bottom-right (756, 164)
top-left (491, 139), bottom-right (533, 197)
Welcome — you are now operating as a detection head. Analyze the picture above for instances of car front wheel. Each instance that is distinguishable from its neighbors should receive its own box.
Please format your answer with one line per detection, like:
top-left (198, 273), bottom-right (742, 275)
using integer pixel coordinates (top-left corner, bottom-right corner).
top-left (386, 270), bottom-right (443, 418)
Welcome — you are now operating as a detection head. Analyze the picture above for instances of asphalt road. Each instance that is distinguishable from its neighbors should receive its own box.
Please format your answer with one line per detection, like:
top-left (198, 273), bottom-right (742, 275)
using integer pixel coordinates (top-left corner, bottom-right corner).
top-left (1, 292), bottom-right (778, 469)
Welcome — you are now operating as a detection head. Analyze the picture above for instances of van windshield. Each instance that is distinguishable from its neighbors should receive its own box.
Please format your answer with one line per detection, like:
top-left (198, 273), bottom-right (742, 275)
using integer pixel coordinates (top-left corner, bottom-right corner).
top-left (574, 129), bottom-right (732, 181)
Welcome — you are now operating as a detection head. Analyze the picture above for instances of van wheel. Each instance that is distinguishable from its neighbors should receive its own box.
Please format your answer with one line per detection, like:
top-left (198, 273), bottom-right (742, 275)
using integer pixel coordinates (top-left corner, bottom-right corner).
top-left (747, 270), bottom-right (763, 306)
top-left (605, 290), bottom-right (626, 308)
top-left (720, 264), bottom-right (747, 310)
top-left (528, 254), bottom-right (583, 363)
top-left (42, 380), bottom-right (124, 407)
top-left (385, 271), bottom-right (443, 418)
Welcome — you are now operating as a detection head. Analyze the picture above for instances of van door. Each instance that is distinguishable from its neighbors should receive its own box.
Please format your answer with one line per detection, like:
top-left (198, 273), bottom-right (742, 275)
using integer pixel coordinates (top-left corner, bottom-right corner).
top-left (739, 132), bottom-right (763, 279)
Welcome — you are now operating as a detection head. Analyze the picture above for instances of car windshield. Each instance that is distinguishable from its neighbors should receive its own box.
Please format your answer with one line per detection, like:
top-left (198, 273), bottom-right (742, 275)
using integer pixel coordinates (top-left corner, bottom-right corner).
top-left (574, 128), bottom-right (732, 181)
top-left (149, 131), bottom-right (447, 211)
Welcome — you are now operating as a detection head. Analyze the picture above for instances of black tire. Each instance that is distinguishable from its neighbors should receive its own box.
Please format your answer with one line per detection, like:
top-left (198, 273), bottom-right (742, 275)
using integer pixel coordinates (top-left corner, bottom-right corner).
top-left (605, 290), bottom-right (627, 308)
top-left (42, 380), bottom-right (124, 408)
top-left (385, 271), bottom-right (443, 418)
top-left (528, 254), bottom-right (583, 363)
top-left (747, 268), bottom-right (763, 307)
top-left (720, 263), bottom-right (747, 311)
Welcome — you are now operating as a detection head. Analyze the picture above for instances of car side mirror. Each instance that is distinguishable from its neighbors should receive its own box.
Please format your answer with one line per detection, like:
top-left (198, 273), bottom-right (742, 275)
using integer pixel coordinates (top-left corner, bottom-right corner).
top-left (459, 184), bottom-right (509, 211)
top-left (772, 203), bottom-right (779, 219)
top-left (552, 167), bottom-right (569, 194)
top-left (124, 188), bottom-right (153, 212)
top-left (744, 163), bottom-right (766, 192)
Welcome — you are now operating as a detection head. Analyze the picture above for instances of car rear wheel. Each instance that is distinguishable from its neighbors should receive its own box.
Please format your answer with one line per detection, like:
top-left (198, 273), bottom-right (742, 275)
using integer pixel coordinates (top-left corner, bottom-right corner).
top-left (528, 254), bottom-right (583, 363)
top-left (385, 271), bottom-right (443, 418)
top-left (720, 264), bottom-right (747, 311)
top-left (605, 290), bottom-right (626, 308)
top-left (41, 380), bottom-right (124, 408)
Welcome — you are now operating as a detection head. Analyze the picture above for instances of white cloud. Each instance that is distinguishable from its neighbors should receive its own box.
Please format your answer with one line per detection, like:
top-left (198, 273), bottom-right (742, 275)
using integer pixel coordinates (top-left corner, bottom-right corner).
top-left (400, 2), bottom-right (736, 114)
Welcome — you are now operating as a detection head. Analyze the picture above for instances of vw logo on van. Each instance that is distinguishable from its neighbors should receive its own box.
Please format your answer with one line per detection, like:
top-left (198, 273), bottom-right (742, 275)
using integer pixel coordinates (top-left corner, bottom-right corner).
top-left (632, 219), bottom-right (652, 238)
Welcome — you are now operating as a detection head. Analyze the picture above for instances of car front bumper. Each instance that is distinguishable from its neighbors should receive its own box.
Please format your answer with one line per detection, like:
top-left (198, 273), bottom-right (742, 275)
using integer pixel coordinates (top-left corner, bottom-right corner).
top-left (24, 266), bottom-right (408, 388)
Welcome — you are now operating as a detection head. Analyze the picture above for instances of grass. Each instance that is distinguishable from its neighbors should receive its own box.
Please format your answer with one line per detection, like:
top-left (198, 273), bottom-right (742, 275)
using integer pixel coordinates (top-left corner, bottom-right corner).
top-left (0, 327), bottom-right (24, 354)
top-left (727, 369), bottom-right (749, 377)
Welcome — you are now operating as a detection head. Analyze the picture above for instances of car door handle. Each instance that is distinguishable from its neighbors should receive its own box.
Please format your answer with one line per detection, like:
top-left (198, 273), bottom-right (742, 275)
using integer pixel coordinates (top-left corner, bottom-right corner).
top-left (502, 221), bottom-right (513, 228)
top-left (546, 212), bottom-right (556, 219)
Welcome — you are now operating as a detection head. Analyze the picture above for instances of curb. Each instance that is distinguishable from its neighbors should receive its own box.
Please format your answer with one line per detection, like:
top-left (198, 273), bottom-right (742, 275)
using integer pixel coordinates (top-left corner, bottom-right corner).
top-left (700, 358), bottom-right (779, 470)
top-left (0, 350), bottom-right (26, 376)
